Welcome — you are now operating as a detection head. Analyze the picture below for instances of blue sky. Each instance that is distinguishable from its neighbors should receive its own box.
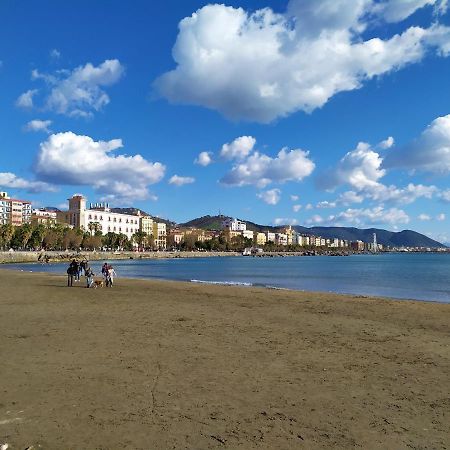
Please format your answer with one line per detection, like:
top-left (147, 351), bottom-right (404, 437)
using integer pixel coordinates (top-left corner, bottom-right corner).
top-left (1, 0), bottom-right (449, 242)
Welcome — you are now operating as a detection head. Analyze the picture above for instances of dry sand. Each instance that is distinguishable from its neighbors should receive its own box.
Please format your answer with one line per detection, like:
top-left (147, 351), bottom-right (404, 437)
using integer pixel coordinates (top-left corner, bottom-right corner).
top-left (0, 269), bottom-right (448, 449)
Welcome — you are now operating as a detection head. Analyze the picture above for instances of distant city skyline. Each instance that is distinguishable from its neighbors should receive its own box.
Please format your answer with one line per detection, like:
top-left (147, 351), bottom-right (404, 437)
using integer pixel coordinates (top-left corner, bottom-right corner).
top-left (1, 0), bottom-right (449, 244)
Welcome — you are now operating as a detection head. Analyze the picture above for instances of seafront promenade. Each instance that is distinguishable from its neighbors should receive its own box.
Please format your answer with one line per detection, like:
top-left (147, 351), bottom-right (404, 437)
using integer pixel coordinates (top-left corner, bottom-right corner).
top-left (1, 270), bottom-right (449, 449)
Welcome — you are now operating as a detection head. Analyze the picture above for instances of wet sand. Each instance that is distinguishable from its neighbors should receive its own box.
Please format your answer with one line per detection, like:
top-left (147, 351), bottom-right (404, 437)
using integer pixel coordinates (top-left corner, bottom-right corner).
top-left (0, 270), bottom-right (449, 449)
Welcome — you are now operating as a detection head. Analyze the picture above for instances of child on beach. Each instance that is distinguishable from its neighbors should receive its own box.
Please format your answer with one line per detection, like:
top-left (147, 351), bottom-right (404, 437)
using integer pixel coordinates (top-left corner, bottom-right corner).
top-left (85, 265), bottom-right (94, 288)
top-left (106, 265), bottom-right (117, 287)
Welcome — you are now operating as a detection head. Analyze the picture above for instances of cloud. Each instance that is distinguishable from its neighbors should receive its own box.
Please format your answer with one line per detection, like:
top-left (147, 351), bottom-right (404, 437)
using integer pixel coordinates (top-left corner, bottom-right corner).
top-left (436, 213), bottom-right (446, 221)
top-left (305, 203), bottom-right (313, 210)
top-left (221, 147), bottom-right (315, 188)
top-left (24, 119), bottom-right (52, 133)
top-left (373, 0), bottom-right (448, 23)
top-left (319, 140), bottom-right (439, 205)
top-left (194, 151), bottom-right (213, 166)
top-left (50, 49), bottom-right (61, 59)
top-left (257, 188), bottom-right (281, 205)
top-left (439, 189), bottom-right (450, 202)
top-left (16, 89), bottom-right (38, 108)
top-left (168, 175), bottom-right (195, 186)
top-left (418, 213), bottom-right (431, 221)
top-left (306, 214), bottom-right (324, 225)
top-left (290, 195), bottom-right (299, 201)
top-left (0, 172), bottom-right (56, 193)
top-left (19, 59), bottom-right (124, 118)
top-left (154, 1), bottom-right (450, 122)
top-left (307, 206), bottom-right (410, 227)
top-left (273, 218), bottom-right (298, 226)
top-left (318, 142), bottom-right (385, 191)
top-left (378, 136), bottom-right (395, 149)
top-left (337, 190), bottom-right (365, 205)
top-left (293, 204), bottom-right (302, 212)
top-left (316, 200), bottom-right (337, 209)
top-left (34, 132), bottom-right (165, 202)
top-left (384, 114), bottom-right (450, 174)
top-left (220, 136), bottom-right (256, 160)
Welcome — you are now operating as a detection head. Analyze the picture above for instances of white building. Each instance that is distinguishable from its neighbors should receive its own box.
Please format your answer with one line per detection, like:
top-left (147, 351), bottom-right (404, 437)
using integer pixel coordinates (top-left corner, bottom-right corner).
top-left (58, 195), bottom-right (140, 240)
top-left (266, 232), bottom-right (276, 243)
top-left (275, 233), bottom-right (288, 246)
top-left (222, 218), bottom-right (247, 232)
top-left (242, 230), bottom-right (254, 240)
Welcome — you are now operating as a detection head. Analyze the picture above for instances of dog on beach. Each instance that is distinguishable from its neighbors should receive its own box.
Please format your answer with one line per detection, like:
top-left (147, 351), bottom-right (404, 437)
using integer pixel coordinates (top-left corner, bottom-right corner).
top-left (93, 280), bottom-right (104, 289)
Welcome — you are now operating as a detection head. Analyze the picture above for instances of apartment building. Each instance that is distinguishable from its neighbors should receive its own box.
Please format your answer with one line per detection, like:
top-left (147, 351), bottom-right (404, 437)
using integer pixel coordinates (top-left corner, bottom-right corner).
top-left (139, 216), bottom-right (154, 235)
top-left (31, 208), bottom-right (57, 225)
top-left (57, 195), bottom-right (140, 240)
top-left (222, 218), bottom-right (247, 232)
top-left (0, 192), bottom-right (32, 226)
top-left (153, 222), bottom-right (167, 249)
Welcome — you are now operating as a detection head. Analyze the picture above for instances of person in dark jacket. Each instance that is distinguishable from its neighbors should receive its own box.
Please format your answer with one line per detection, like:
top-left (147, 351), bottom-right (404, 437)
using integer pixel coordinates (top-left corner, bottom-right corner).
top-left (67, 260), bottom-right (77, 287)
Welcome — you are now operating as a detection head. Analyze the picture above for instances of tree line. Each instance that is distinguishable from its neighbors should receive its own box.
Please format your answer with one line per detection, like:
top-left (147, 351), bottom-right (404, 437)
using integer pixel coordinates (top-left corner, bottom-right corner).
top-left (0, 223), bottom-right (155, 251)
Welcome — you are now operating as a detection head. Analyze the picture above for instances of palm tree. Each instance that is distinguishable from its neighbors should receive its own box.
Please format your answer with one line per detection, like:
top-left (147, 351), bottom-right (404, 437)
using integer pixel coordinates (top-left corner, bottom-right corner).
top-left (132, 231), bottom-right (147, 251)
top-left (88, 221), bottom-right (101, 236)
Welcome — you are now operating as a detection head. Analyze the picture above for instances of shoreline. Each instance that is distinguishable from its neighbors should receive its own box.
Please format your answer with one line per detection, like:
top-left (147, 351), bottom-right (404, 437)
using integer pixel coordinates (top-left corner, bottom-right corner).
top-left (1, 258), bottom-right (448, 304)
top-left (1, 270), bottom-right (449, 449)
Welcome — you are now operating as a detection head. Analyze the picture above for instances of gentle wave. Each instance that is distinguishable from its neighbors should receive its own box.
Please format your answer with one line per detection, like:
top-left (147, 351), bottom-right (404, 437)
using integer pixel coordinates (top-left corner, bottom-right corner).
top-left (190, 279), bottom-right (253, 286)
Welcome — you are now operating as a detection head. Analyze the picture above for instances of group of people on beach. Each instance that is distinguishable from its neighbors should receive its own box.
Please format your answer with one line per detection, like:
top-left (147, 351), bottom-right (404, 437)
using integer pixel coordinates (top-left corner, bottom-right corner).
top-left (67, 259), bottom-right (116, 288)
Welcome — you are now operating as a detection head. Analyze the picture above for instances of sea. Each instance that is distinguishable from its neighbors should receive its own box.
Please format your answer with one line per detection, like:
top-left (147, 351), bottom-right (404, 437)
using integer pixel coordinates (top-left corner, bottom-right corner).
top-left (2, 252), bottom-right (450, 303)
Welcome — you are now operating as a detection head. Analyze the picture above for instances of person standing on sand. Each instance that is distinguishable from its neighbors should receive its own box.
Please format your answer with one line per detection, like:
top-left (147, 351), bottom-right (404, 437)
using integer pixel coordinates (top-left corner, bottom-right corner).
top-left (85, 265), bottom-right (94, 288)
top-left (67, 260), bottom-right (76, 287)
top-left (74, 259), bottom-right (81, 282)
top-left (101, 263), bottom-right (108, 284)
top-left (107, 265), bottom-right (116, 287)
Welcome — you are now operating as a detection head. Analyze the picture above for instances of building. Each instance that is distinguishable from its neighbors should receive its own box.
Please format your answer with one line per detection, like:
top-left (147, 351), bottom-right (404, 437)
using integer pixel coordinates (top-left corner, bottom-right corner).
top-left (31, 208), bottom-right (57, 225)
top-left (58, 194), bottom-right (141, 240)
top-left (0, 192), bottom-right (32, 226)
top-left (266, 231), bottom-right (276, 243)
top-left (242, 230), bottom-right (254, 240)
top-left (255, 232), bottom-right (267, 246)
top-left (351, 240), bottom-right (365, 251)
top-left (139, 216), bottom-right (154, 236)
top-left (222, 218), bottom-right (247, 232)
top-left (275, 233), bottom-right (288, 246)
top-left (153, 222), bottom-right (167, 250)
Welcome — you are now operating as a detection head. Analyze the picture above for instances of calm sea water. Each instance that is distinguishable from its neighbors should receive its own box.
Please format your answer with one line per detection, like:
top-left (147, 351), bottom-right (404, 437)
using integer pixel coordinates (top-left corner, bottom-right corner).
top-left (2, 253), bottom-right (450, 303)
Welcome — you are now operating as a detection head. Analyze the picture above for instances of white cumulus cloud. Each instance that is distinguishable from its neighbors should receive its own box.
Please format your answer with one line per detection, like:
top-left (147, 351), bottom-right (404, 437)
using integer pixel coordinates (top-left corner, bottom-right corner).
top-left (0, 172), bottom-right (56, 193)
top-left (290, 194), bottom-right (299, 201)
top-left (257, 188), bottom-right (281, 205)
top-left (273, 218), bottom-right (298, 226)
top-left (154, 1), bottom-right (450, 122)
top-left (384, 114), bottom-right (450, 174)
top-left (194, 151), bottom-right (213, 166)
top-left (34, 132), bottom-right (165, 202)
top-left (19, 59), bottom-right (124, 118)
top-left (221, 147), bottom-right (315, 188)
top-left (319, 140), bottom-right (439, 205)
top-left (436, 213), bottom-right (446, 221)
top-left (16, 89), bottom-right (38, 109)
top-left (24, 119), bottom-right (52, 133)
top-left (307, 206), bottom-right (410, 227)
top-left (220, 136), bottom-right (256, 160)
top-left (293, 204), bottom-right (302, 212)
top-left (418, 213), bottom-right (431, 221)
top-left (168, 175), bottom-right (195, 186)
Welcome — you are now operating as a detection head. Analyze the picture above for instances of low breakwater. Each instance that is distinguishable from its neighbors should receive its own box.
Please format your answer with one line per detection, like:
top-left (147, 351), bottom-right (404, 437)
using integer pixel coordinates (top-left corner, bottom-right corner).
top-left (0, 250), bottom-right (240, 264)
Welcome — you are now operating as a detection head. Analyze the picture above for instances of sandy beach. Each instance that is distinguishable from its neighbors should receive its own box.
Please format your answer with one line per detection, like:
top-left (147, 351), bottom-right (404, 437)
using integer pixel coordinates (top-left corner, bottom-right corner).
top-left (0, 270), bottom-right (448, 449)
